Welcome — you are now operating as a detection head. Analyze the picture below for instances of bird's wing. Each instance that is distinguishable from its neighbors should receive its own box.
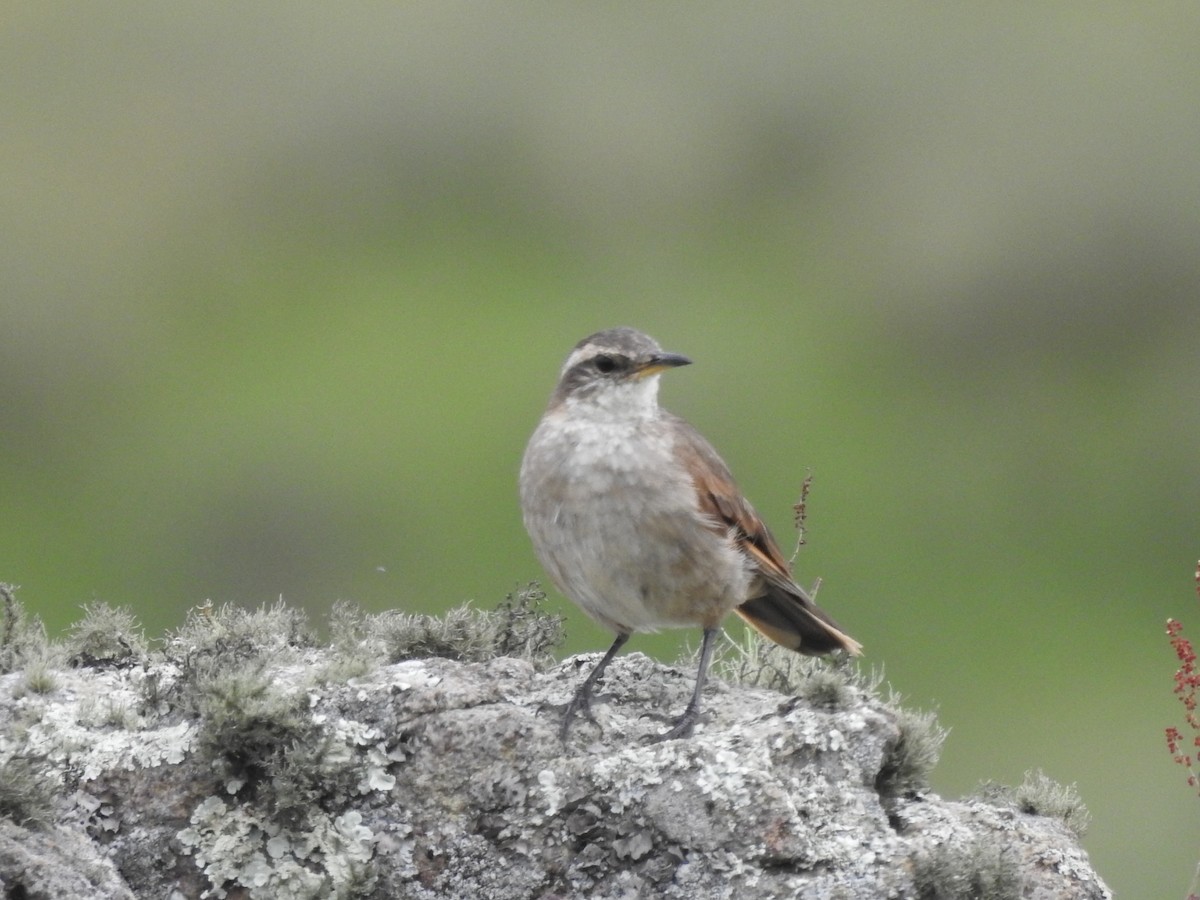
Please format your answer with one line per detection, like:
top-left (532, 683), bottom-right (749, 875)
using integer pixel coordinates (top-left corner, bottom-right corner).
top-left (669, 414), bottom-right (863, 657)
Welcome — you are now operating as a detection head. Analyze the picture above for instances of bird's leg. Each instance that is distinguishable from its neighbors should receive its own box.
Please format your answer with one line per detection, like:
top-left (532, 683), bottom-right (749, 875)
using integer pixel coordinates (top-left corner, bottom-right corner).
top-left (560, 632), bottom-right (630, 741)
top-left (651, 626), bottom-right (719, 742)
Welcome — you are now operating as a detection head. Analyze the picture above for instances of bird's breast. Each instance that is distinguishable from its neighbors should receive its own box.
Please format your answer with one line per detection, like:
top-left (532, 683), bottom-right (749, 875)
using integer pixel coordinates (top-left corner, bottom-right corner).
top-left (520, 413), bottom-right (752, 632)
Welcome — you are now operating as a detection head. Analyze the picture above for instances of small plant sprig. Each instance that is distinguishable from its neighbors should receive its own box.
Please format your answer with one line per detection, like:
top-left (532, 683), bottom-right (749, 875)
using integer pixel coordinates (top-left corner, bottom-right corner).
top-left (1164, 560), bottom-right (1200, 900)
top-left (788, 472), bottom-right (814, 566)
top-left (1165, 562), bottom-right (1200, 796)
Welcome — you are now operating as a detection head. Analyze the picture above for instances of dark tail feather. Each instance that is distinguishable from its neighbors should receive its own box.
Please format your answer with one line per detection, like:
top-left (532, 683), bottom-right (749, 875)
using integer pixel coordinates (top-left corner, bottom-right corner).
top-left (735, 586), bottom-right (863, 657)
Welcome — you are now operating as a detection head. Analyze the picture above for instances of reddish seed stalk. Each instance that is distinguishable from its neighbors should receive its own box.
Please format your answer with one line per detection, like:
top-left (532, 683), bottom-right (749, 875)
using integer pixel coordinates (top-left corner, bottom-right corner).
top-left (1167, 565), bottom-right (1200, 900)
top-left (1164, 563), bottom-right (1200, 798)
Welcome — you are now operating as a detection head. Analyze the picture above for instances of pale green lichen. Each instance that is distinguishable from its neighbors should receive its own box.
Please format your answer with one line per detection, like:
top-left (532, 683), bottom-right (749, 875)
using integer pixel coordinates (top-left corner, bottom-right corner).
top-left (321, 716), bottom-right (405, 794)
top-left (16, 666), bottom-right (195, 780)
top-left (178, 797), bottom-right (377, 899)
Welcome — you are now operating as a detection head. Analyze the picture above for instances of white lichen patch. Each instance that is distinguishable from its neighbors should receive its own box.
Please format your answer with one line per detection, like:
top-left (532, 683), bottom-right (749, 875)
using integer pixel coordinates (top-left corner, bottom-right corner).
top-left (589, 746), bottom-right (668, 814)
top-left (8, 666), bottom-right (195, 782)
top-left (378, 659), bottom-right (443, 693)
top-left (691, 743), bottom-right (771, 807)
top-left (537, 768), bottom-right (563, 816)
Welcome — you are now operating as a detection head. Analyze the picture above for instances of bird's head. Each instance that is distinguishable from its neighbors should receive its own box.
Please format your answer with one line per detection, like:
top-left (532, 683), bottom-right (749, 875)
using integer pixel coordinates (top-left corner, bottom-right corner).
top-left (550, 327), bottom-right (691, 417)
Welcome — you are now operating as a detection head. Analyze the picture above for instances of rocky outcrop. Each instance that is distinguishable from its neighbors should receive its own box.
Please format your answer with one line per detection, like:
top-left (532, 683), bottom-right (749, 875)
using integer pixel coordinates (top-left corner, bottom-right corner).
top-left (0, 611), bottom-right (1110, 900)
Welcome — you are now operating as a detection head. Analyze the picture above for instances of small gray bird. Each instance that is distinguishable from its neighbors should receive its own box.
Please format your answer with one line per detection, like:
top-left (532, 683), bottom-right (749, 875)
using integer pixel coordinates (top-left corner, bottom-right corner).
top-left (520, 327), bottom-right (862, 742)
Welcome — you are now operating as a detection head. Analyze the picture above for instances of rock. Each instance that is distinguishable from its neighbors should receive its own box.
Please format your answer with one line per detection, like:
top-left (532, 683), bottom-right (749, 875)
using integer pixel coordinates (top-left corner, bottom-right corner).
top-left (0, 820), bottom-right (135, 900)
top-left (0, 640), bottom-right (1110, 899)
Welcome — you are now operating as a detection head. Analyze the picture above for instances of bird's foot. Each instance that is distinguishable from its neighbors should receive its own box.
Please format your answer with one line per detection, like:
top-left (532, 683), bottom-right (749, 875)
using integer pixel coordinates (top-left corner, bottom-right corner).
top-left (643, 705), bottom-right (700, 743)
top-left (558, 687), bottom-right (599, 742)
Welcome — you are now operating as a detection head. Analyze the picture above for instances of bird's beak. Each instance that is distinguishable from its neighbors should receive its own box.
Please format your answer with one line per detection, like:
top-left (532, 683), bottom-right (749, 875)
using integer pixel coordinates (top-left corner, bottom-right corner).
top-left (633, 352), bottom-right (692, 379)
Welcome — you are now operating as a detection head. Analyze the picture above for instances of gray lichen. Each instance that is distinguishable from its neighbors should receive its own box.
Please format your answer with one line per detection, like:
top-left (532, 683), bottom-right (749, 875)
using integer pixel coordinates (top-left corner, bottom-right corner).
top-left (974, 768), bottom-right (1093, 838)
top-left (165, 598), bottom-right (316, 668)
top-left (1, 583), bottom-right (51, 675)
top-left (329, 583), bottom-right (565, 668)
top-left (913, 831), bottom-right (1024, 900)
top-left (20, 651), bottom-right (61, 696)
top-left (65, 602), bottom-right (148, 668)
top-left (875, 696), bottom-right (949, 799)
top-left (0, 754), bottom-right (58, 828)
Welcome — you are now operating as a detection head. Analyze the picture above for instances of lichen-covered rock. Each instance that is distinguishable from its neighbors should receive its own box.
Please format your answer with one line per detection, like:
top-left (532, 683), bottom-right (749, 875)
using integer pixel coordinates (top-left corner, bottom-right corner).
top-left (0, 820), bottom-right (135, 900)
top-left (0, 649), bottom-right (1110, 899)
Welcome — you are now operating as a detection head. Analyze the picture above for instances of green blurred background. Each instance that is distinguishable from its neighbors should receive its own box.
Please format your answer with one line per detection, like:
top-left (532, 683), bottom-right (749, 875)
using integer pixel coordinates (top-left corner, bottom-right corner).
top-left (4, 4), bottom-right (1197, 894)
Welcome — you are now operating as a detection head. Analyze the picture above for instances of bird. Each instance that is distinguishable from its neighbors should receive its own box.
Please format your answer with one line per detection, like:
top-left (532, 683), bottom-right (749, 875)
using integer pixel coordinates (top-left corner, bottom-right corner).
top-left (519, 327), bottom-right (862, 742)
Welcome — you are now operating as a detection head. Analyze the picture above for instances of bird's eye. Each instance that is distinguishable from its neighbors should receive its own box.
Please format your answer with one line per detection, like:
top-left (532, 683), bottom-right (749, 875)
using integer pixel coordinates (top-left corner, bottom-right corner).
top-left (593, 355), bottom-right (617, 374)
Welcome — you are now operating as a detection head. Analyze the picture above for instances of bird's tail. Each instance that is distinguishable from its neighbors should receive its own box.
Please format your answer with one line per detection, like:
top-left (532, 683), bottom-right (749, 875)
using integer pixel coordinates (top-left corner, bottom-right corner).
top-left (735, 585), bottom-right (862, 657)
